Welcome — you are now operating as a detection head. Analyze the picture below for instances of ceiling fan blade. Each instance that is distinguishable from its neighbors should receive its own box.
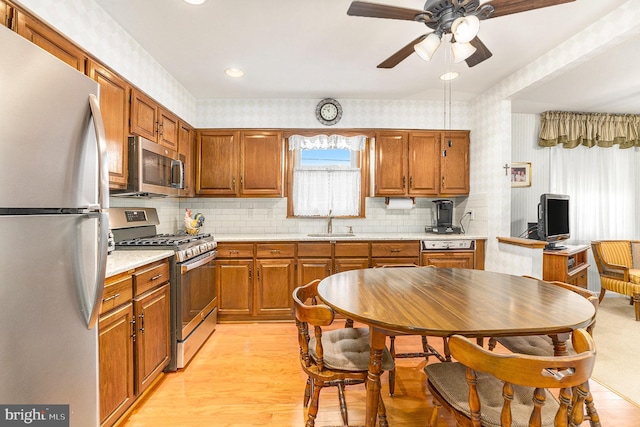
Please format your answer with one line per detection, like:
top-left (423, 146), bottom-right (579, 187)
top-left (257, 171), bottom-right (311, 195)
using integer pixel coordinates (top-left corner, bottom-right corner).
top-left (377, 34), bottom-right (427, 69)
top-left (465, 37), bottom-right (492, 67)
top-left (484, 0), bottom-right (575, 19)
top-left (347, 1), bottom-right (429, 21)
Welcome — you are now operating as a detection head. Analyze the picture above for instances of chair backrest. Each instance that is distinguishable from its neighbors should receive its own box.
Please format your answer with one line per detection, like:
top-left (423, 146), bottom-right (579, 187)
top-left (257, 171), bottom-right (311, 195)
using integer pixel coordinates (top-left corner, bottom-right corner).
top-left (449, 329), bottom-right (597, 426)
top-left (292, 279), bottom-right (334, 370)
top-left (592, 240), bottom-right (632, 269)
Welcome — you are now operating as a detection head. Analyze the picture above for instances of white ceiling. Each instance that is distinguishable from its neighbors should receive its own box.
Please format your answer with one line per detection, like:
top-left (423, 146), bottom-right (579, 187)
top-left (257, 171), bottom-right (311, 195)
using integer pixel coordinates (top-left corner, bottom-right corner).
top-left (94, 0), bottom-right (638, 114)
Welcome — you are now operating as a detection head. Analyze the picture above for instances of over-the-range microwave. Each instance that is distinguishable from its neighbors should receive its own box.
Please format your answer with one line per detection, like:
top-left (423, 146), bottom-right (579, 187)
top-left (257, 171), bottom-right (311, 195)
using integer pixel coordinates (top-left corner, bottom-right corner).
top-left (112, 136), bottom-right (184, 198)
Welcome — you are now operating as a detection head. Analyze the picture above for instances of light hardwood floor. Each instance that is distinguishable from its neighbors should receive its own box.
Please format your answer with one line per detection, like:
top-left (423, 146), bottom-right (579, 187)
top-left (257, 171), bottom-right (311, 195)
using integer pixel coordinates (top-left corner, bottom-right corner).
top-left (122, 322), bottom-right (640, 426)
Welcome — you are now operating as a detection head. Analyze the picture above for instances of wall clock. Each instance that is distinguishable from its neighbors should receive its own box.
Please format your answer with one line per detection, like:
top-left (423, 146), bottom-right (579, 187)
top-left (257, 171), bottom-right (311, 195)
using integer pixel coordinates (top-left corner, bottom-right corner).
top-left (316, 98), bottom-right (342, 126)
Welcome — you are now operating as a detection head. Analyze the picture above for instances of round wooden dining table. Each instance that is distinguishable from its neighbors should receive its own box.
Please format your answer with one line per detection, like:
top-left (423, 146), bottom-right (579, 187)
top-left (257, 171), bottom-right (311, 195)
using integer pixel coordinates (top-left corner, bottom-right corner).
top-left (317, 267), bottom-right (597, 427)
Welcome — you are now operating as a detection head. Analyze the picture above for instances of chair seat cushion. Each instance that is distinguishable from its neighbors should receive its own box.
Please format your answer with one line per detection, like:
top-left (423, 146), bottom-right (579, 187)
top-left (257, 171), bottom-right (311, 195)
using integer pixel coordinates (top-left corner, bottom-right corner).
top-left (497, 335), bottom-right (575, 357)
top-left (309, 327), bottom-right (395, 372)
top-left (425, 362), bottom-right (559, 427)
top-left (630, 269), bottom-right (640, 284)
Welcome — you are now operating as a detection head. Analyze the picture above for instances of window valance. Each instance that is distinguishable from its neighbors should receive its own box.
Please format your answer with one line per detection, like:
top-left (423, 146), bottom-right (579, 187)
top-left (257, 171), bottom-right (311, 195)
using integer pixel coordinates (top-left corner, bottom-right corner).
top-left (538, 111), bottom-right (640, 149)
top-left (288, 134), bottom-right (366, 151)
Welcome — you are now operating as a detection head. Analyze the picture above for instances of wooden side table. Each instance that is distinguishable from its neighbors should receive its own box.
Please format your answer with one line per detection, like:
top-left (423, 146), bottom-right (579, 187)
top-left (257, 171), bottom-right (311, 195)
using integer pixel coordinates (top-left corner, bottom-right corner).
top-left (543, 245), bottom-right (590, 288)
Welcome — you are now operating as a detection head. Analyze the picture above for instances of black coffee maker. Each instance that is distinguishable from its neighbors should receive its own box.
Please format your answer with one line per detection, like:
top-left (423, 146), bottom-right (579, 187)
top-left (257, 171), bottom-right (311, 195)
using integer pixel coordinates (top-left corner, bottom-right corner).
top-left (429, 199), bottom-right (460, 234)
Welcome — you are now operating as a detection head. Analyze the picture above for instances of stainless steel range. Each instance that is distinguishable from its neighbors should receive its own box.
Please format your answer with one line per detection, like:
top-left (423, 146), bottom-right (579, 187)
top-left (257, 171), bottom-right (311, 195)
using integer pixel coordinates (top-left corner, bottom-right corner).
top-left (109, 207), bottom-right (217, 371)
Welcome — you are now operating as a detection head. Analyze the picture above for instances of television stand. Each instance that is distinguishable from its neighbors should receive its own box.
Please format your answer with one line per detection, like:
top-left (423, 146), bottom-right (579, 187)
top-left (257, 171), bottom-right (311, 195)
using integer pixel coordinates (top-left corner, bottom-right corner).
top-left (542, 245), bottom-right (590, 289)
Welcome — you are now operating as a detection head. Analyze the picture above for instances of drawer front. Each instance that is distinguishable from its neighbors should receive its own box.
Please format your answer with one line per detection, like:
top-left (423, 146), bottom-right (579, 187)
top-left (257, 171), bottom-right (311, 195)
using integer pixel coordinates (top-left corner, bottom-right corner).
top-left (256, 243), bottom-right (295, 258)
top-left (334, 242), bottom-right (369, 257)
top-left (133, 259), bottom-right (170, 296)
top-left (371, 241), bottom-right (419, 257)
top-left (216, 243), bottom-right (254, 258)
top-left (297, 242), bottom-right (332, 258)
top-left (101, 272), bottom-right (133, 314)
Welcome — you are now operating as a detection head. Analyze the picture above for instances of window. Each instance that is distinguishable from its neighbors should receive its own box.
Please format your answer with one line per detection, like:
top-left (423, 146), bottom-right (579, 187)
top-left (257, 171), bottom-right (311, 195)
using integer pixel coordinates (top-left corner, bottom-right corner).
top-left (287, 134), bottom-right (368, 217)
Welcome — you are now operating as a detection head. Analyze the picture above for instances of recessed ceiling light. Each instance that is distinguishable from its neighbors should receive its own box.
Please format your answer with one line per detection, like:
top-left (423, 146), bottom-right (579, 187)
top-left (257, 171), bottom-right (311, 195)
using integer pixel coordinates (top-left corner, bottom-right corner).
top-left (183, 0), bottom-right (206, 5)
top-left (440, 72), bottom-right (459, 81)
top-left (225, 68), bottom-right (244, 78)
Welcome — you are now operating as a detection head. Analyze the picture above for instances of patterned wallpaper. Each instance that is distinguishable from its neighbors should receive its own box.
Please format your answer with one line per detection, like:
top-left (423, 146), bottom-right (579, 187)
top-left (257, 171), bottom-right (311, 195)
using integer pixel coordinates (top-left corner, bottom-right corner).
top-left (20, 0), bottom-right (640, 273)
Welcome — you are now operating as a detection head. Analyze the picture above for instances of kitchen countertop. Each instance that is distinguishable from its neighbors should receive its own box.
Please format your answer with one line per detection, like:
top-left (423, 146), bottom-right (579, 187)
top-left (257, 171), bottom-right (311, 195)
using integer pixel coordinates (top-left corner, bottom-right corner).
top-left (214, 233), bottom-right (487, 242)
top-left (106, 249), bottom-right (174, 278)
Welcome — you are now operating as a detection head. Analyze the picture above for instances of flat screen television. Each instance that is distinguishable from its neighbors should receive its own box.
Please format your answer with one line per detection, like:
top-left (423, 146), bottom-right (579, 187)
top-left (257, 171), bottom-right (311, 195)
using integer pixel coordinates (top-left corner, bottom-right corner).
top-left (537, 193), bottom-right (570, 250)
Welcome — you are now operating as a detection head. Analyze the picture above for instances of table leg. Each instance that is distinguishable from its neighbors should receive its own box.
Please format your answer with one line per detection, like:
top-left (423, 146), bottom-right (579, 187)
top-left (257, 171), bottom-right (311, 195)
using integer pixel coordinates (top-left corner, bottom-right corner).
top-left (366, 327), bottom-right (387, 427)
top-left (550, 333), bottom-right (571, 356)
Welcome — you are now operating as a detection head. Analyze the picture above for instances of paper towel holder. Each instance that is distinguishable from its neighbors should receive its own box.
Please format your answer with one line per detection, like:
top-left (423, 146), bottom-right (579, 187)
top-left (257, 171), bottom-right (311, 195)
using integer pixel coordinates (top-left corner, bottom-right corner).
top-left (385, 197), bottom-right (415, 205)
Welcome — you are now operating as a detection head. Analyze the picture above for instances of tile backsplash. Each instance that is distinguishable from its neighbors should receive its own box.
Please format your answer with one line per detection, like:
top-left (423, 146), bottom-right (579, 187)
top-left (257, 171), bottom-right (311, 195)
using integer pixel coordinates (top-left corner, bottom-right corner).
top-left (110, 196), bottom-right (486, 237)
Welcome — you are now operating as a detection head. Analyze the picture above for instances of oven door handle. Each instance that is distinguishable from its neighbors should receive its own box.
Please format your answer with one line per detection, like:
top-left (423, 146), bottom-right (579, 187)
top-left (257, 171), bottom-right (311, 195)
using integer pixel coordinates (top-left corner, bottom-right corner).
top-left (180, 251), bottom-right (217, 274)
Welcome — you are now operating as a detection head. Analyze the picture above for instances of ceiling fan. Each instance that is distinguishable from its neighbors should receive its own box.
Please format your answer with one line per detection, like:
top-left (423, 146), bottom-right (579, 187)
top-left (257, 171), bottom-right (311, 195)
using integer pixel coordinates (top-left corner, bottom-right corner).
top-left (347, 0), bottom-right (575, 68)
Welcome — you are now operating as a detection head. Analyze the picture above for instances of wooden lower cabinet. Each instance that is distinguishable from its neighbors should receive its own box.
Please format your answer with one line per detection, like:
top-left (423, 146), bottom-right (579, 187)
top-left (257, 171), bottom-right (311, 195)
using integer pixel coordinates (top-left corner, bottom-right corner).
top-left (255, 258), bottom-right (295, 317)
top-left (99, 303), bottom-right (134, 427)
top-left (216, 259), bottom-right (253, 319)
top-left (371, 241), bottom-right (420, 267)
top-left (421, 251), bottom-right (475, 269)
top-left (335, 242), bottom-right (370, 273)
top-left (134, 283), bottom-right (171, 395)
top-left (99, 261), bottom-right (171, 427)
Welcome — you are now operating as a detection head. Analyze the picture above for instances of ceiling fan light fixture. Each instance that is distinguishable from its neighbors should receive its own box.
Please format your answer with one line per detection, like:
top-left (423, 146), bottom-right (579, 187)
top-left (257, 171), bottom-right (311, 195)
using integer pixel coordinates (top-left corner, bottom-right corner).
top-left (183, 0), bottom-right (207, 5)
top-left (451, 41), bottom-right (477, 63)
top-left (451, 15), bottom-right (480, 44)
top-left (414, 33), bottom-right (441, 62)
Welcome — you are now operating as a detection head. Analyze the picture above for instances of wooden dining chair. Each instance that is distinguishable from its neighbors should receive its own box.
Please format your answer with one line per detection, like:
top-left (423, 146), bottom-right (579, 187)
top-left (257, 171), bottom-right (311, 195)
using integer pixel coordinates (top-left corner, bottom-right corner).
top-left (292, 279), bottom-right (394, 427)
top-left (425, 329), bottom-right (597, 427)
top-left (486, 279), bottom-right (601, 425)
top-left (375, 264), bottom-right (450, 397)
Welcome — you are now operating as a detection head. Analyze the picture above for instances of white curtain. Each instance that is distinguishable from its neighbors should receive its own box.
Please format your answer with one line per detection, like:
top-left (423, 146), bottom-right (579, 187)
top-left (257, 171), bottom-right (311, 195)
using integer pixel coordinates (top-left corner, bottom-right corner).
top-left (293, 167), bottom-right (361, 216)
top-left (288, 134), bottom-right (366, 151)
top-left (549, 147), bottom-right (640, 287)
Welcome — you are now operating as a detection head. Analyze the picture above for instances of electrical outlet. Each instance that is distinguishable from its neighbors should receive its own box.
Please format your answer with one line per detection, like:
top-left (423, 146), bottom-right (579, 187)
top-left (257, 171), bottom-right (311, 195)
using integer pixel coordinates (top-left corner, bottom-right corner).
top-left (468, 210), bottom-right (474, 220)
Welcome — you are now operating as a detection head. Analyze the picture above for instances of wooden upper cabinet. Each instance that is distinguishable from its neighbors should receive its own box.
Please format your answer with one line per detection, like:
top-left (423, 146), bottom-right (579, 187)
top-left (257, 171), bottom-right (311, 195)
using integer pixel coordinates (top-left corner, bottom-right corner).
top-left (87, 59), bottom-right (130, 190)
top-left (374, 130), bottom-right (469, 197)
top-left (157, 107), bottom-right (178, 150)
top-left (240, 130), bottom-right (283, 197)
top-left (408, 131), bottom-right (440, 196)
top-left (197, 130), bottom-right (239, 196)
top-left (440, 130), bottom-right (470, 195)
top-left (1, 0), bottom-right (13, 29)
top-left (15, 11), bottom-right (85, 72)
top-left (130, 88), bottom-right (158, 142)
top-left (130, 89), bottom-right (179, 150)
top-left (374, 131), bottom-right (408, 196)
top-left (196, 130), bottom-right (283, 197)
top-left (178, 121), bottom-right (195, 197)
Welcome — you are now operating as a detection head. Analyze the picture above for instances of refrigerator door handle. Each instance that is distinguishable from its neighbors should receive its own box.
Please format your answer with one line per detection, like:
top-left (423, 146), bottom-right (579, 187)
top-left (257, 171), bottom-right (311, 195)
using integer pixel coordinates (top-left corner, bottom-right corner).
top-left (86, 211), bottom-right (109, 329)
top-left (86, 94), bottom-right (109, 329)
top-left (89, 94), bottom-right (110, 210)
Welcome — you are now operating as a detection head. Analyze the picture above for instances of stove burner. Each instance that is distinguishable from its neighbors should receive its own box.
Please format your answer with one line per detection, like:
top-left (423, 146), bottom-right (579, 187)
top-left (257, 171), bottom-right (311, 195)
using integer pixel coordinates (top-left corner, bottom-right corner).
top-left (116, 233), bottom-right (212, 247)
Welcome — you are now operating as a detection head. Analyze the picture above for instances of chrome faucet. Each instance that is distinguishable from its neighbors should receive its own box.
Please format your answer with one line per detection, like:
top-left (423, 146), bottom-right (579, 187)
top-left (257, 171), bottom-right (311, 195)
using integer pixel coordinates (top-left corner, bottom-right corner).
top-left (327, 210), bottom-right (333, 235)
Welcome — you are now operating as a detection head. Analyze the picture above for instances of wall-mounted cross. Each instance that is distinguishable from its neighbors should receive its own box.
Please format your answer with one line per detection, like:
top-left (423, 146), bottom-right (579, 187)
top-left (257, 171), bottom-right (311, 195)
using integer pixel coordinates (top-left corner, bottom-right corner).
top-left (503, 163), bottom-right (510, 176)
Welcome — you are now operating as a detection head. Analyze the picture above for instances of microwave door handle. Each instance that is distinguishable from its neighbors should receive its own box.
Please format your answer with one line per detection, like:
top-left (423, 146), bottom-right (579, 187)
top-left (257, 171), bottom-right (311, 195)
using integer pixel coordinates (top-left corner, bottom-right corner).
top-left (171, 158), bottom-right (185, 189)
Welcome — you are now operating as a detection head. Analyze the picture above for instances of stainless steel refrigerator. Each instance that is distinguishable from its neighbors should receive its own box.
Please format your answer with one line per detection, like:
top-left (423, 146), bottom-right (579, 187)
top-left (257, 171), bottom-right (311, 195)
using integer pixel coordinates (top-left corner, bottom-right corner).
top-left (0, 26), bottom-right (109, 427)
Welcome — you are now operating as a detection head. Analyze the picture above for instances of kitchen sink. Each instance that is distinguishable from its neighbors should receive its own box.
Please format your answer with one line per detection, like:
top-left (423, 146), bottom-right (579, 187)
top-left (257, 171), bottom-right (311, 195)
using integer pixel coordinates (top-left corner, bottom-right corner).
top-left (307, 233), bottom-right (356, 237)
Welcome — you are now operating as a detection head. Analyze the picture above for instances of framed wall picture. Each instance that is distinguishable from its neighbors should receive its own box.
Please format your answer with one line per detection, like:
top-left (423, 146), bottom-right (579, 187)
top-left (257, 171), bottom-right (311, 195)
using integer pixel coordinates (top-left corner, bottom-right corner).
top-left (511, 162), bottom-right (531, 187)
